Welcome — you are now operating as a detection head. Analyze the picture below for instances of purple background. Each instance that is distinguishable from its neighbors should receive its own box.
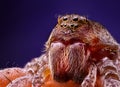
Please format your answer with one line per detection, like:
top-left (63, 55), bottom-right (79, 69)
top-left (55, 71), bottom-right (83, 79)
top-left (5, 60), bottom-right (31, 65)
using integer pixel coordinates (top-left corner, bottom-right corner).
top-left (0, 0), bottom-right (120, 68)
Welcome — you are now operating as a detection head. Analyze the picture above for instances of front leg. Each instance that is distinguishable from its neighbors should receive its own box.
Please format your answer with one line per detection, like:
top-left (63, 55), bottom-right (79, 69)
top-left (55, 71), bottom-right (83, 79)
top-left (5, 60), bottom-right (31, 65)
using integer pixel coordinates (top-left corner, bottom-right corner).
top-left (97, 57), bottom-right (120, 87)
top-left (25, 54), bottom-right (48, 75)
top-left (24, 54), bottom-right (49, 87)
top-left (81, 63), bottom-right (97, 87)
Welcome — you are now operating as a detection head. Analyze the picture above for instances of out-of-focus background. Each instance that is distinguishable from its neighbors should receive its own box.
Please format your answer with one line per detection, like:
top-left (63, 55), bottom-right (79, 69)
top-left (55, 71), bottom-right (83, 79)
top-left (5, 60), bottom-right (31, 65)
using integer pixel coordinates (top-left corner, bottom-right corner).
top-left (0, 0), bottom-right (120, 68)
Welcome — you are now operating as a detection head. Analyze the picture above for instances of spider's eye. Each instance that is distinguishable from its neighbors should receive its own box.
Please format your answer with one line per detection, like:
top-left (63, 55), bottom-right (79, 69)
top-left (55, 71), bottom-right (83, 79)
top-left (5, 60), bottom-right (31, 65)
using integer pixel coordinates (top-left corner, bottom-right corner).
top-left (73, 17), bottom-right (78, 21)
top-left (63, 17), bottom-right (68, 21)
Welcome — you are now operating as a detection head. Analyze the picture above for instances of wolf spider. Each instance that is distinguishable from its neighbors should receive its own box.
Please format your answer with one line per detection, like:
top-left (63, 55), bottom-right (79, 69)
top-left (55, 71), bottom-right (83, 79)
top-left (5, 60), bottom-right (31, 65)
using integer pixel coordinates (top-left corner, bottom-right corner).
top-left (0, 14), bottom-right (120, 87)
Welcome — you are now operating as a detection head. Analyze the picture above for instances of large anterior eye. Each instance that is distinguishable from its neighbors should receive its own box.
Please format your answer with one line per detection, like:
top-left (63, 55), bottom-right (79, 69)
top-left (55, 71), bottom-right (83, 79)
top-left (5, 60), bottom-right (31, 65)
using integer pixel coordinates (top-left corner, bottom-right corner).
top-left (73, 17), bottom-right (78, 21)
top-left (63, 16), bottom-right (68, 21)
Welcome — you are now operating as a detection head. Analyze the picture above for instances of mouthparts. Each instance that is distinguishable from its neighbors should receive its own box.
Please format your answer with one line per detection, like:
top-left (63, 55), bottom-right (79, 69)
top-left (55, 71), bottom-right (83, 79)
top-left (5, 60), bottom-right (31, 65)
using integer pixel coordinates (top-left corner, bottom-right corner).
top-left (48, 42), bottom-right (90, 83)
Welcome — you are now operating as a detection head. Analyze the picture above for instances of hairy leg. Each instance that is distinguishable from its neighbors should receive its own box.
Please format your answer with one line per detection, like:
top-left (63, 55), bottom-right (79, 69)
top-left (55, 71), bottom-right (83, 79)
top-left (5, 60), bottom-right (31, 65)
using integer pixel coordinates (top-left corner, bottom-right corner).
top-left (81, 63), bottom-right (97, 87)
top-left (97, 57), bottom-right (120, 87)
top-left (24, 54), bottom-right (49, 87)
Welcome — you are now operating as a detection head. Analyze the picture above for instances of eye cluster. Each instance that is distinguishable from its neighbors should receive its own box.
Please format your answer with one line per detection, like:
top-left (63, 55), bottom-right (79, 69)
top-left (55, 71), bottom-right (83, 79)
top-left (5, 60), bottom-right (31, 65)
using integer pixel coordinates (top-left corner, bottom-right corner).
top-left (58, 14), bottom-right (88, 29)
top-left (62, 15), bottom-right (80, 22)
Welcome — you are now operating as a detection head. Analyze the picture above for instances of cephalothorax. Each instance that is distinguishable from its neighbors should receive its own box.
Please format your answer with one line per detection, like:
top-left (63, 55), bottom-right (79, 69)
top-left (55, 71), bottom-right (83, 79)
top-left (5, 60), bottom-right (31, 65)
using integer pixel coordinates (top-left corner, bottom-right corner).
top-left (0, 14), bottom-right (120, 87)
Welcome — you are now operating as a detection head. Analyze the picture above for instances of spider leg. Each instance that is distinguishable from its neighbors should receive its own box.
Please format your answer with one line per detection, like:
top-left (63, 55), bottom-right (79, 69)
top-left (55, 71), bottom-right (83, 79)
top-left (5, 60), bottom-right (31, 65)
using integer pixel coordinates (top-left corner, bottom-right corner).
top-left (81, 63), bottom-right (97, 87)
top-left (97, 57), bottom-right (120, 87)
top-left (25, 54), bottom-right (48, 75)
top-left (24, 54), bottom-right (49, 87)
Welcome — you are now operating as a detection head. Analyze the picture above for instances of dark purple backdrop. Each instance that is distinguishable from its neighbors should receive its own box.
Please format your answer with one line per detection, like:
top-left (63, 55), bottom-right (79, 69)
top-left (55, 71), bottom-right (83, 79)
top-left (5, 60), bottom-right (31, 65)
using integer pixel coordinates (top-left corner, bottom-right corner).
top-left (0, 0), bottom-right (120, 68)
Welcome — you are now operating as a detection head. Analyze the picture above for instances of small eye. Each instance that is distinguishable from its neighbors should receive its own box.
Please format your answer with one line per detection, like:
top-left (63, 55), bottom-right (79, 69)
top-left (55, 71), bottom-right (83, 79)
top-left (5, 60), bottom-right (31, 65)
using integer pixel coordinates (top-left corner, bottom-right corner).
top-left (63, 17), bottom-right (68, 21)
top-left (60, 24), bottom-right (63, 27)
top-left (70, 24), bottom-right (74, 27)
top-left (73, 17), bottom-right (78, 21)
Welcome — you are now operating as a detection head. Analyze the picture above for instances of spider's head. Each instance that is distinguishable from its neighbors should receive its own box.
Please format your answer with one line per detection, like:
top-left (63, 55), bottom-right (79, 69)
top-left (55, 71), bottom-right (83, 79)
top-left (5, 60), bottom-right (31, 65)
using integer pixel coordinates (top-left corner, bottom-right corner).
top-left (45, 14), bottom-right (119, 83)
top-left (46, 14), bottom-right (99, 49)
top-left (46, 14), bottom-right (117, 48)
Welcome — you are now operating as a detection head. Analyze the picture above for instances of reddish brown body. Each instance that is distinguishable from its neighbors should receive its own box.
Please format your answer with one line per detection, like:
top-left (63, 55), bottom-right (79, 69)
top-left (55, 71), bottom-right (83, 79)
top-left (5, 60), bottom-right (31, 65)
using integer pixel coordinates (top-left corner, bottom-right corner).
top-left (0, 14), bottom-right (120, 87)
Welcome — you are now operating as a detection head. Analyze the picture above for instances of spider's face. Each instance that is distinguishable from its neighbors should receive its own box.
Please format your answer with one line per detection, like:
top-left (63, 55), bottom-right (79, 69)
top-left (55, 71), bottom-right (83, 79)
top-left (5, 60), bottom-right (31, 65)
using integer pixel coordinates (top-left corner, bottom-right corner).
top-left (46, 14), bottom-right (94, 83)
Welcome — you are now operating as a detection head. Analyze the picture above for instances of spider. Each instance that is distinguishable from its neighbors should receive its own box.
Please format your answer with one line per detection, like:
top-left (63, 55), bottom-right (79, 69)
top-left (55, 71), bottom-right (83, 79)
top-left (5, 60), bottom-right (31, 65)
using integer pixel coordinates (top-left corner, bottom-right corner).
top-left (0, 14), bottom-right (120, 87)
